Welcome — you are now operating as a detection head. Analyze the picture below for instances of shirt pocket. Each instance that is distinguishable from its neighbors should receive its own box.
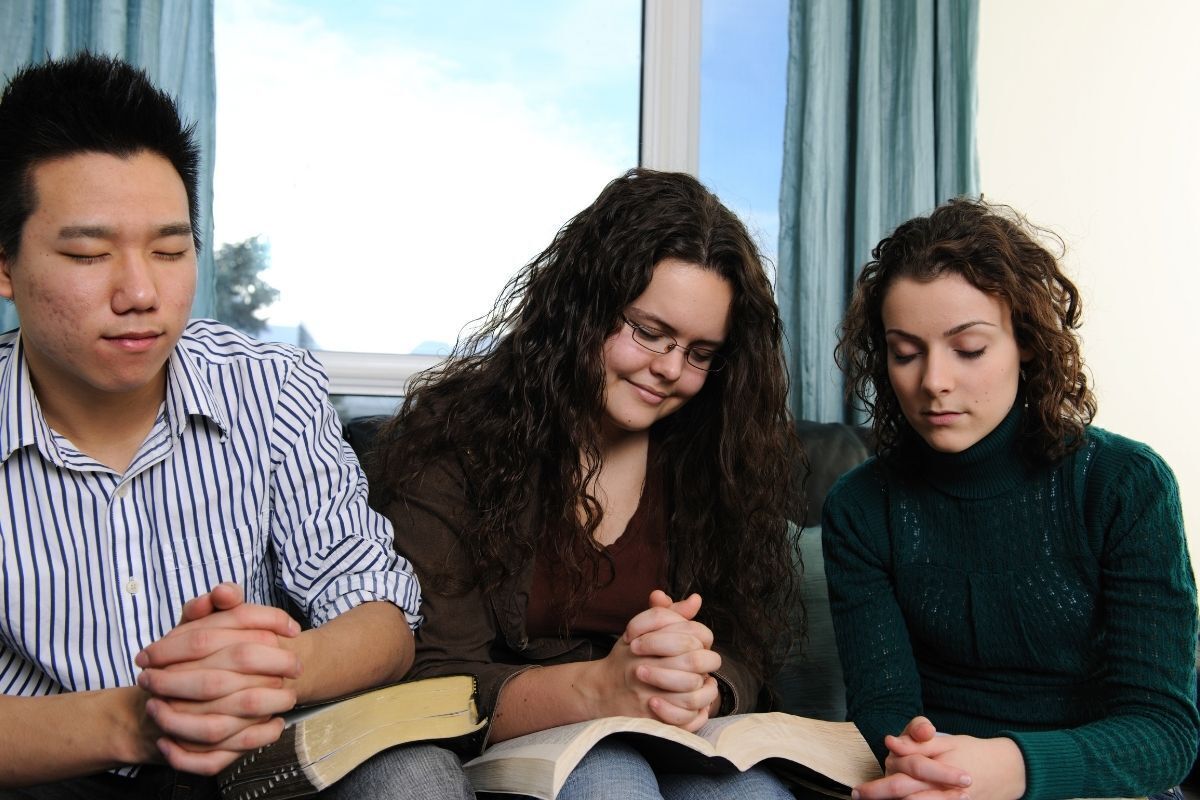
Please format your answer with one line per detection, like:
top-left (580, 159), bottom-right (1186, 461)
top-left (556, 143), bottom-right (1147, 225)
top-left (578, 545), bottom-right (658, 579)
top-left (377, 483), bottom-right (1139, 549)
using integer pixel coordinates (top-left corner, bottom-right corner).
top-left (160, 522), bottom-right (260, 608)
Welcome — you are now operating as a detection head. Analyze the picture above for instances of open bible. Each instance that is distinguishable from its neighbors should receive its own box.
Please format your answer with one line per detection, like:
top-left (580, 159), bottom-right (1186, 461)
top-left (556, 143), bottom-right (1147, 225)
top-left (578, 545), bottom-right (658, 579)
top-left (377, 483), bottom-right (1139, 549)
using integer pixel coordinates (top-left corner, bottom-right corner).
top-left (217, 674), bottom-right (485, 800)
top-left (463, 712), bottom-right (882, 799)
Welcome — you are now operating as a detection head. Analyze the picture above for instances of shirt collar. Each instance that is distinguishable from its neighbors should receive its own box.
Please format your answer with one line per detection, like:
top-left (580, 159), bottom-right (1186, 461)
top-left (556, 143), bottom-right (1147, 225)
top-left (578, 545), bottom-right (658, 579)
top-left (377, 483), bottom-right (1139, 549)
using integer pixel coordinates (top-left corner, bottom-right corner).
top-left (0, 332), bottom-right (54, 464)
top-left (165, 333), bottom-right (231, 441)
top-left (0, 329), bottom-right (231, 465)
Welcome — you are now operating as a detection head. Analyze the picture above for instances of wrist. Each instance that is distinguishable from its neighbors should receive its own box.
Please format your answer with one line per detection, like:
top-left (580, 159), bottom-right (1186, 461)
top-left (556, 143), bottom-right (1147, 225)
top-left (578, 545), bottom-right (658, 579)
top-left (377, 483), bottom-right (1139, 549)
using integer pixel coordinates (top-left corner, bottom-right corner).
top-left (108, 686), bottom-right (162, 766)
top-left (995, 737), bottom-right (1027, 800)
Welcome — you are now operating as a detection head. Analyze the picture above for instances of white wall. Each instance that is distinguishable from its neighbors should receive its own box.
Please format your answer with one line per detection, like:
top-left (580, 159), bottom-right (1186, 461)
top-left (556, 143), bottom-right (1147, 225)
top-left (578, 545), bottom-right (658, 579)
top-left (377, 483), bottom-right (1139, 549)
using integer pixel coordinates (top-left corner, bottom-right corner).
top-left (977, 0), bottom-right (1200, 567)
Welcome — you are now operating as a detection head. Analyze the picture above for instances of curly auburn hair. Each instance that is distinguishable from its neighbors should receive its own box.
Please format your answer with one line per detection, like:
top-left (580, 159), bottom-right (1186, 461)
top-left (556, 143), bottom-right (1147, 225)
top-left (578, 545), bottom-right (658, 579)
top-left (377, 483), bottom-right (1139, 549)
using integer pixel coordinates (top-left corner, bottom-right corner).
top-left (369, 168), bottom-right (800, 682)
top-left (836, 197), bottom-right (1096, 464)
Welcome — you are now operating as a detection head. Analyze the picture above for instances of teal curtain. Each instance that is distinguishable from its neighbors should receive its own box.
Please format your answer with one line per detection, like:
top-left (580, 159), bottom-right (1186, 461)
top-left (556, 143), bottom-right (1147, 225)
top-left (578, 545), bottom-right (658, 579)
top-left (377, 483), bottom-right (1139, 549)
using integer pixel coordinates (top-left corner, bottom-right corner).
top-left (777, 0), bottom-right (979, 423)
top-left (0, 0), bottom-right (216, 332)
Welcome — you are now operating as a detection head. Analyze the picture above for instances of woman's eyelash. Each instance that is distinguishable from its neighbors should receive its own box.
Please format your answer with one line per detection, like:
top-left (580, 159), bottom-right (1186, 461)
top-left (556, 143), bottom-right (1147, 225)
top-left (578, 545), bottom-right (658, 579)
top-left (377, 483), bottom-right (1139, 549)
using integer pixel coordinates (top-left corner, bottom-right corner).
top-left (958, 348), bottom-right (986, 359)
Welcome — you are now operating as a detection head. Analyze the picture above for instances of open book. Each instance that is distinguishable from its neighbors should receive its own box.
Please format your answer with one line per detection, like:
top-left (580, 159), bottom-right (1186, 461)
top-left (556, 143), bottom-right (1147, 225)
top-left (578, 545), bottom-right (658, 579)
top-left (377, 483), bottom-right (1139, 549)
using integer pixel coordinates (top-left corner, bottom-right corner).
top-left (217, 674), bottom-right (485, 800)
top-left (464, 712), bottom-right (882, 799)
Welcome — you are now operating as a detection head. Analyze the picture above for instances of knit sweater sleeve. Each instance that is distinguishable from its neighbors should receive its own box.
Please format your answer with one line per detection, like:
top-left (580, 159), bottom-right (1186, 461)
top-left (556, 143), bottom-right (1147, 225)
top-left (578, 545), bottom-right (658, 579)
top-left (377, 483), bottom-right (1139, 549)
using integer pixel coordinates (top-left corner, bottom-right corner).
top-left (1005, 437), bottom-right (1199, 800)
top-left (822, 462), bottom-right (925, 764)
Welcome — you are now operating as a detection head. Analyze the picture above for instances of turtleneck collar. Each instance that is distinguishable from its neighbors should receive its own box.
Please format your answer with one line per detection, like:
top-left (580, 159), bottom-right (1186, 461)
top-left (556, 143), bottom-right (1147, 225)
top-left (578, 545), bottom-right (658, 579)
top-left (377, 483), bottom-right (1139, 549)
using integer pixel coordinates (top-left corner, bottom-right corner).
top-left (910, 400), bottom-right (1031, 499)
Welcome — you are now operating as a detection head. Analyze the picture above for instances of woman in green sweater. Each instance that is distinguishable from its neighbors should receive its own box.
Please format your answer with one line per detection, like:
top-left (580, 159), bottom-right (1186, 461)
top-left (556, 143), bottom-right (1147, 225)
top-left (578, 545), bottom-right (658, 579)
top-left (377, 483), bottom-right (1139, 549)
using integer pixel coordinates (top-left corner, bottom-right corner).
top-left (823, 198), bottom-right (1198, 800)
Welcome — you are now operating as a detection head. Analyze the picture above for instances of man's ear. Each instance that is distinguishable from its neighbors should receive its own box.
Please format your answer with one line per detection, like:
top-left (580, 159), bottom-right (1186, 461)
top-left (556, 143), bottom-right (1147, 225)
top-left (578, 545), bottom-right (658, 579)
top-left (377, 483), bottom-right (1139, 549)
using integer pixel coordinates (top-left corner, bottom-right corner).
top-left (0, 250), bottom-right (13, 301)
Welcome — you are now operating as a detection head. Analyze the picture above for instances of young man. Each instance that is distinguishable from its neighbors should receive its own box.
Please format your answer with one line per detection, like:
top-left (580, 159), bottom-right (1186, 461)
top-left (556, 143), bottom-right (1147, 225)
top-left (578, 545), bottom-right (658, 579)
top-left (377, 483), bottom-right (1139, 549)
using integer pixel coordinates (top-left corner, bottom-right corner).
top-left (0, 54), bottom-right (471, 798)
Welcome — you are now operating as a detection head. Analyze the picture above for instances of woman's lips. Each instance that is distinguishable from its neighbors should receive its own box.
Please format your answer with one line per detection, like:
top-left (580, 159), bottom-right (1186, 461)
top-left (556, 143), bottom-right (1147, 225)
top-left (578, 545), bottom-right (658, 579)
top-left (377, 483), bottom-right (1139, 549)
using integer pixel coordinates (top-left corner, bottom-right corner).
top-left (629, 380), bottom-right (666, 405)
top-left (923, 410), bottom-right (963, 426)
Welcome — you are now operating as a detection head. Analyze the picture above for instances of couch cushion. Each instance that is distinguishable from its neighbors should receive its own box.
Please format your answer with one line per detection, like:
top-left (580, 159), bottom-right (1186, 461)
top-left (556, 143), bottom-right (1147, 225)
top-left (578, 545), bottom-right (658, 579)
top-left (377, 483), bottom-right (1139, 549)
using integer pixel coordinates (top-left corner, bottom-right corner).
top-left (773, 524), bottom-right (846, 722)
top-left (795, 420), bottom-right (873, 526)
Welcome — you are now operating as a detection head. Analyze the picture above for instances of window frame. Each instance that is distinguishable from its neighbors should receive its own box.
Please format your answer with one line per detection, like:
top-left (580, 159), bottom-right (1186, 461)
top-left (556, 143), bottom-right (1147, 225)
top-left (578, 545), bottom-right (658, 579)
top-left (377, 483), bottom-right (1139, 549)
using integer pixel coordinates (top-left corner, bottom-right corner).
top-left (316, 0), bottom-right (702, 397)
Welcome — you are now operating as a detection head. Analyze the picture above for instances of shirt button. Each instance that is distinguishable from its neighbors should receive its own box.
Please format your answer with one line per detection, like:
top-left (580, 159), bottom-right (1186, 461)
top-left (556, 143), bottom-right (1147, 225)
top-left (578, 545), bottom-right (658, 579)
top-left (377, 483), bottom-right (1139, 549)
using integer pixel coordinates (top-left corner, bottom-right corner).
top-left (126, 579), bottom-right (140, 595)
top-left (115, 484), bottom-right (130, 499)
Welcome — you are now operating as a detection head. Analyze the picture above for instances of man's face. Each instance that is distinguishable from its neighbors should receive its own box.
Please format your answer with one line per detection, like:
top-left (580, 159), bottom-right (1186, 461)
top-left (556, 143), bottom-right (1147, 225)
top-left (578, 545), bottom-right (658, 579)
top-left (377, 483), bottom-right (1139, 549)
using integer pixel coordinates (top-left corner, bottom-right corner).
top-left (0, 151), bottom-right (196, 409)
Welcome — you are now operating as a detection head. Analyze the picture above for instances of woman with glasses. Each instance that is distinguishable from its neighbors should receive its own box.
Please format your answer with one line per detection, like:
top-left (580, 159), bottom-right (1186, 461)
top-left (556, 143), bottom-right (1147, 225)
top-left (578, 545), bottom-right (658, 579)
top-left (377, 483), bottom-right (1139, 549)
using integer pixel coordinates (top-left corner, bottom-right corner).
top-left (824, 198), bottom-right (1197, 800)
top-left (368, 169), bottom-right (800, 799)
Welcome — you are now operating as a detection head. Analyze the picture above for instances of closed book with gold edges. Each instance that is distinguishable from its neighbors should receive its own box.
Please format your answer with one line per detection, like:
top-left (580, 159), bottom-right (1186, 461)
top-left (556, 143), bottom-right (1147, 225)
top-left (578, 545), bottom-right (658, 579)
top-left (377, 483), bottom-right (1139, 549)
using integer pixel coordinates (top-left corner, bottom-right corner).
top-left (217, 674), bottom-right (484, 800)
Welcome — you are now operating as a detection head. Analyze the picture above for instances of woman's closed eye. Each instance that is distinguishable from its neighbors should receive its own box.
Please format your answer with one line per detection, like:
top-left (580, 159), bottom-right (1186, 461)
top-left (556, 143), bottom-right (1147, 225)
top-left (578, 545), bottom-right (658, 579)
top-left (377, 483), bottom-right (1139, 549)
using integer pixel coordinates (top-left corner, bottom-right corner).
top-left (957, 347), bottom-right (986, 360)
top-left (634, 323), bottom-right (671, 345)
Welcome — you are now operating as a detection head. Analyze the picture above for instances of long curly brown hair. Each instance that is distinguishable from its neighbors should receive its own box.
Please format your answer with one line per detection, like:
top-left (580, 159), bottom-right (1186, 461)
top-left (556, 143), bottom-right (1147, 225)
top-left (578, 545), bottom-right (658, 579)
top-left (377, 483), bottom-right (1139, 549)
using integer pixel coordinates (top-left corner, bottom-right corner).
top-left (369, 169), bottom-right (800, 682)
top-left (836, 197), bottom-right (1096, 464)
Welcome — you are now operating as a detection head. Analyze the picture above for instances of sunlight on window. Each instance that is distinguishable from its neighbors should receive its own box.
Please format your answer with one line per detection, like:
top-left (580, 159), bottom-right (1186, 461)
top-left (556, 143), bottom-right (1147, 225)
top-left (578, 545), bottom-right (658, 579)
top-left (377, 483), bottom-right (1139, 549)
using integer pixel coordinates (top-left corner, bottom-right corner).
top-left (214, 0), bottom-right (641, 354)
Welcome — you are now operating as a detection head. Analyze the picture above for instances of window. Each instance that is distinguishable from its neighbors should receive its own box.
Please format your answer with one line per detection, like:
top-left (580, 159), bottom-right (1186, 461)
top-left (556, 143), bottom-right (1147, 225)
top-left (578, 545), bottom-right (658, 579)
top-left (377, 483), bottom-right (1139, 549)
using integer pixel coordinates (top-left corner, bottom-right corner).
top-left (213, 1), bottom-right (642, 362)
top-left (698, 0), bottom-right (789, 270)
top-left (213, 1), bottom-right (785, 417)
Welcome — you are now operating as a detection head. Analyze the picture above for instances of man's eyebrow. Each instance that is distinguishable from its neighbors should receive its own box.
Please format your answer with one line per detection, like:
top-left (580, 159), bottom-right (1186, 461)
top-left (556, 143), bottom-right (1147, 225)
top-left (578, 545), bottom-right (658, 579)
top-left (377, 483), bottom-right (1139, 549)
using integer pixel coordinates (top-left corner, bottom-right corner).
top-left (57, 223), bottom-right (193, 240)
top-left (57, 225), bottom-right (114, 240)
top-left (156, 223), bottom-right (193, 239)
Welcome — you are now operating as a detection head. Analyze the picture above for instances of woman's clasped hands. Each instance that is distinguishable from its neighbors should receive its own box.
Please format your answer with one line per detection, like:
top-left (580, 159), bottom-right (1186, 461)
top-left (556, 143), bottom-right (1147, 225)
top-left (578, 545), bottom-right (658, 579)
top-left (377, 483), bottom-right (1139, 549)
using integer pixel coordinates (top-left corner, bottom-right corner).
top-left (852, 717), bottom-right (1026, 800)
top-left (590, 589), bottom-right (722, 732)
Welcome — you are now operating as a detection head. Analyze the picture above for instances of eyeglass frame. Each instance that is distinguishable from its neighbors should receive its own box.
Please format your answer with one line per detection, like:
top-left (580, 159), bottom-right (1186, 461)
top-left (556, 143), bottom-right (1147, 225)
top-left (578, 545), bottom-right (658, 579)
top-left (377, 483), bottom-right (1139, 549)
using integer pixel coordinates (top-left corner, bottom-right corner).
top-left (620, 315), bottom-right (728, 373)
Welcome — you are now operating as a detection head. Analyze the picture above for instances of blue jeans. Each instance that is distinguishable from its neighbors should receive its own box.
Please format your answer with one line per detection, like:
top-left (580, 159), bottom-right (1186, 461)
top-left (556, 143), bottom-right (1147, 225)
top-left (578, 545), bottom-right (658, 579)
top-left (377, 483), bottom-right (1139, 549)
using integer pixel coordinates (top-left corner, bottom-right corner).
top-left (0, 744), bottom-right (473, 800)
top-left (480, 738), bottom-right (794, 800)
top-left (327, 743), bottom-right (475, 799)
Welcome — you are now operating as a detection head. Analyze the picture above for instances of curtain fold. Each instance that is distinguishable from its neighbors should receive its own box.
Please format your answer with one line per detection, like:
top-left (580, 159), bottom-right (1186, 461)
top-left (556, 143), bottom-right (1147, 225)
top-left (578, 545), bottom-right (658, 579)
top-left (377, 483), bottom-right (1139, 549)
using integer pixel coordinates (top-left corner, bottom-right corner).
top-left (0, 0), bottom-right (216, 332)
top-left (777, 0), bottom-right (979, 424)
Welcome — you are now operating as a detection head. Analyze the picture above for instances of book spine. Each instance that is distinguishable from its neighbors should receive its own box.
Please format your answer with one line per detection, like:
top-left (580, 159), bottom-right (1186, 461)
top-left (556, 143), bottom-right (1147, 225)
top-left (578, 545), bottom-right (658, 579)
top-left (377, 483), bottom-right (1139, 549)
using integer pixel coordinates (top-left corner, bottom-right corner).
top-left (218, 727), bottom-right (319, 800)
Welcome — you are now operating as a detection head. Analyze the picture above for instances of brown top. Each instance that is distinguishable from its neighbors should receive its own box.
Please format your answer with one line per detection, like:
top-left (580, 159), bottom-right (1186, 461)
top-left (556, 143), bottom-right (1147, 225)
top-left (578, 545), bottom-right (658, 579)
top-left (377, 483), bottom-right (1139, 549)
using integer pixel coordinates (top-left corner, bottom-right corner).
top-left (526, 467), bottom-right (669, 638)
top-left (384, 451), bottom-right (758, 748)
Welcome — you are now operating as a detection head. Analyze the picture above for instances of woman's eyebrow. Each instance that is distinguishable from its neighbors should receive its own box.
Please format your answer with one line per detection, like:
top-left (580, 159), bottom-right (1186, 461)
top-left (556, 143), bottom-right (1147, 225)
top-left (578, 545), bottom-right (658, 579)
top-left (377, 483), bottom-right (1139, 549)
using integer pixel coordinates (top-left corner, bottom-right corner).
top-left (886, 321), bottom-right (997, 341)
top-left (627, 308), bottom-right (724, 347)
top-left (943, 320), bottom-right (997, 337)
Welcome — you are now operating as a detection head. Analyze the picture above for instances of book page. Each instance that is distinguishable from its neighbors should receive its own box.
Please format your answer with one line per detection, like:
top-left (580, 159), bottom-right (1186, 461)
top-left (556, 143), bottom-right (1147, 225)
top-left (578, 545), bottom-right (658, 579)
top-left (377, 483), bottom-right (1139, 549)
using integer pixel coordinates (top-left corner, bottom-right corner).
top-left (465, 717), bottom-right (713, 799)
top-left (703, 713), bottom-right (880, 787)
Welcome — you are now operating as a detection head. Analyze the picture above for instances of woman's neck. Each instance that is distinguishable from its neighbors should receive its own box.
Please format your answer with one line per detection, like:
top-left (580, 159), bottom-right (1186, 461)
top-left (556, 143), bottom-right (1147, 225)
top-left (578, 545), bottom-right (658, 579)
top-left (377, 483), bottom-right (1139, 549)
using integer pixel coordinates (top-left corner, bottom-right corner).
top-left (588, 426), bottom-right (651, 546)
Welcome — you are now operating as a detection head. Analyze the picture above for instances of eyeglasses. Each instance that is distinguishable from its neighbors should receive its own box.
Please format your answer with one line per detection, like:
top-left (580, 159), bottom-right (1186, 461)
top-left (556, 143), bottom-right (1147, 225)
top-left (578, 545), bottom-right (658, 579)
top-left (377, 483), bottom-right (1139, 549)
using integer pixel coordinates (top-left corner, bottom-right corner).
top-left (622, 316), bottom-right (727, 372)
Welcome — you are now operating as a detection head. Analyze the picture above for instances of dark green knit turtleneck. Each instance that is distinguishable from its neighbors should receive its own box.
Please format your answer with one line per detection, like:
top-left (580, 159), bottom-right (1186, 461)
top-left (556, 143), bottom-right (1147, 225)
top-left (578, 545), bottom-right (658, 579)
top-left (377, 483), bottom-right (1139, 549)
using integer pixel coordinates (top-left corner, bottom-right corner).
top-left (822, 403), bottom-right (1198, 800)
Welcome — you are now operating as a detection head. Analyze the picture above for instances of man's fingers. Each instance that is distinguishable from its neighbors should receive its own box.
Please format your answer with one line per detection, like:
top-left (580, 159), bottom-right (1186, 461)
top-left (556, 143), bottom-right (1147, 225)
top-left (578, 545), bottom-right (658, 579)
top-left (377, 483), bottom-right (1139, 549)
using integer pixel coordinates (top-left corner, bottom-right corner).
top-left (178, 583), bottom-right (245, 625)
top-left (148, 686), bottom-right (297, 721)
top-left (146, 700), bottom-right (272, 746)
top-left (138, 666), bottom-right (288, 702)
top-left (138, 627), bottom-right (296, 670)
top-left (156, 717), bottom-right (286, 775)
top-left (175, 603), bottom-right (300, 637)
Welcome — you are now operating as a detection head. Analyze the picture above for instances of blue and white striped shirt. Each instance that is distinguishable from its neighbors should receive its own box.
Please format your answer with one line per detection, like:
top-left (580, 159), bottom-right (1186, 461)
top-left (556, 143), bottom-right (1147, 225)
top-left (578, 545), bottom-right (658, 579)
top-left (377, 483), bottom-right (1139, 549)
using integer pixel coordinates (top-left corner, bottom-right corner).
top-left (0, 319), bottom-right (422, 698)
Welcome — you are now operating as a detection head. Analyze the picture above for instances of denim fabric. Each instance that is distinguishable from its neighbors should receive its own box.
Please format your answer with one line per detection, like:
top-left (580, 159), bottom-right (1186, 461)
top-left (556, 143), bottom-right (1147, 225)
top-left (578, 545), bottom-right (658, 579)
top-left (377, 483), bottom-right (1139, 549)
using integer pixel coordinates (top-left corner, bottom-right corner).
top-left (480, 738), bottom-right (794, 800)
top-left (0, 744), bottom-right (475, 800)
top-left (325, 743), bottom-right (476, 800)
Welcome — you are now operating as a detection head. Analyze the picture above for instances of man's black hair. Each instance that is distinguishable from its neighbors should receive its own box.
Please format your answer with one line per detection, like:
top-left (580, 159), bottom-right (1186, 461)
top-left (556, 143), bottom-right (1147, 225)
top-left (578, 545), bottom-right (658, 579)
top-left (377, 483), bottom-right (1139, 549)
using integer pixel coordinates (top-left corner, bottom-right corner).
top-left (0, 51), bottom-right (201, 257)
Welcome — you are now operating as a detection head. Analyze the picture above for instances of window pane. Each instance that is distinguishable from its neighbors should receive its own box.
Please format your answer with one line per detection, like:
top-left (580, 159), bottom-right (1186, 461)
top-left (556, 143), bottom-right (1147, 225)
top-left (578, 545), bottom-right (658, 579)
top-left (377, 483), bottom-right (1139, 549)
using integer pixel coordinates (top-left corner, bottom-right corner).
top-left (698, 0), bottom-right (789, 270)
top-left (213, 0), bottom-right (641, 354)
